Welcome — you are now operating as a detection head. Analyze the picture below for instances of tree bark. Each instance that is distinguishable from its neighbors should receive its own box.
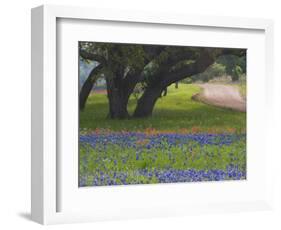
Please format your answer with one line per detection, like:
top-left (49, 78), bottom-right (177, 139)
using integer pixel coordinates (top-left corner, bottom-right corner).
top-left (133, 86), bottom-right (163, 118)
top-left (79, 44), bottom-right (165, 118)
top-left (106, 76), bottom-right (131, 119)
top-left (133, 49), bottom-right (216, 118)
top-left (107, 91), bottom-right (130, 119)
top-left (79, 64), bottom-right (103, 111)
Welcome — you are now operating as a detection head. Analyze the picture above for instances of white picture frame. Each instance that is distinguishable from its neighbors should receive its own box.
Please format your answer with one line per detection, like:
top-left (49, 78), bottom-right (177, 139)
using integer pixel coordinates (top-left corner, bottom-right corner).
top-left (31, 4), bottom-right (274, 225)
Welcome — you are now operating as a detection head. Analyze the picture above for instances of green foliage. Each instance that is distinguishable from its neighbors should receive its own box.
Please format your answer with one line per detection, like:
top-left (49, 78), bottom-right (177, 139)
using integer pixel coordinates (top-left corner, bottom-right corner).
top-left (217, 55), bottom-right (246, 81)
top-left (141, 46), bottom-right (201, 86)
top-left (231, 65), bottom-right (243, 81)
top-left (181, 77), bottom-right (193, 84)
top-left (108, 44), bottom-right (145, 73)
top-left (238, 56), bottom-right (246, 73)
top-left (80, 42), bottom-right (246, 88)
top-left (192, 63), bottom-right (226, 82)
top-left (171, 59), bottom-right (195, 72)
top-left (238, 74), bottom-right (246, 99)
top-left (189, 55), bottom-right (246, 82)
top-left (80, 41), bottom-right (146, 75)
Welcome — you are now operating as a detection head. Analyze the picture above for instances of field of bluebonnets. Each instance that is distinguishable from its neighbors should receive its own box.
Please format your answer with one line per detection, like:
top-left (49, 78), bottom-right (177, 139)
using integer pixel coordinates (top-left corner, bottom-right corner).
top-left (79, 84), bottom-right (246, 187)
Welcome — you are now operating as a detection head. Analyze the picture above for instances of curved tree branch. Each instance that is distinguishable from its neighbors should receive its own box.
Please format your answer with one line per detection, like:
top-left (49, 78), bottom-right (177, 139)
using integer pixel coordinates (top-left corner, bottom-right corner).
top-left (133, 48), bottom-right (246, 118)
top-left (154, 48), bottom-right (246, 88)
top-left (79, 49), bottom-right (107, 66)
top-left (79, 64), bottom-right (104, 110)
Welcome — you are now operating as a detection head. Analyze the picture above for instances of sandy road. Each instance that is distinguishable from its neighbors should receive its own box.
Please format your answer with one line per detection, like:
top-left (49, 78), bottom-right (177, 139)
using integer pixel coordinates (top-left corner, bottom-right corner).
top-left (193, 83), bottom-right (246, 112)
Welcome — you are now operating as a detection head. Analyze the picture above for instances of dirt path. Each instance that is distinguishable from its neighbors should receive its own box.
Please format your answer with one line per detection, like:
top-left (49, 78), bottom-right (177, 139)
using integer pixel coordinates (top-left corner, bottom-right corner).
top-left (192, 83), bottom-right (246, 112)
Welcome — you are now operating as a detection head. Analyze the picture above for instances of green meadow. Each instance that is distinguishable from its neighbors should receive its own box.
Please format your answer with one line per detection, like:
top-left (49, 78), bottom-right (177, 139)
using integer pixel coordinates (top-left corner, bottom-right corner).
top-left (80, 83), bottom-right (246, 133)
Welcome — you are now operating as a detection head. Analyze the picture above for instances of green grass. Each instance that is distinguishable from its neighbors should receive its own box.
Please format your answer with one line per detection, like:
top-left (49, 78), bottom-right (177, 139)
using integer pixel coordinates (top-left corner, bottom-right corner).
top-left (80, 136), bottom-right (246, 186)
top-left (80, 83), bottom-right (246, 133)
top-left (80, 138), bottom-right (246, 174)
top-left (79, 83), bottom-right (246, 186)
top-left (238, 82), bottom-right (246, 99)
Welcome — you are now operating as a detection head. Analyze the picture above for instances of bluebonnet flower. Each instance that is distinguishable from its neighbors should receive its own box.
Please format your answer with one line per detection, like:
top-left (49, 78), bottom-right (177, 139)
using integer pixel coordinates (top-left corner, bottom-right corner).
top-left (79, 131), bottom-right (246, 187)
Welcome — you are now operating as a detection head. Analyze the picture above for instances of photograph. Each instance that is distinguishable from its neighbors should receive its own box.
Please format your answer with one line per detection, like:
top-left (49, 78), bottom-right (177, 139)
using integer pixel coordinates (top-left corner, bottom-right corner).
top-left (78, 41), bottom-right (247, 187)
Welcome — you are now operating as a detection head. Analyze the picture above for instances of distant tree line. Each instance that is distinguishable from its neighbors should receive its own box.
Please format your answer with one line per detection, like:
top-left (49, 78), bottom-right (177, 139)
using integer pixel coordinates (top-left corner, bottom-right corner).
top-left (182, 55), bottom-right (246, 83)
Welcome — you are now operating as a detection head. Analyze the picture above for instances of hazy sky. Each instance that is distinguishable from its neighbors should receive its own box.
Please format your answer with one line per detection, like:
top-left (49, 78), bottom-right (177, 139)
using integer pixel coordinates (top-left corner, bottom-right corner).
top-left (79, 59), bottom-right (98, 85)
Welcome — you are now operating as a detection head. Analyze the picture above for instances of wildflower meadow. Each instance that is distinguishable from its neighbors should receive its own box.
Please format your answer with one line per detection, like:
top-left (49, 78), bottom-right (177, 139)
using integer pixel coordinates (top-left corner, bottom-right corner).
top-left (79, 84), bottom-right (246, 187)
top-left (79, 43), bottom-right (246, 187)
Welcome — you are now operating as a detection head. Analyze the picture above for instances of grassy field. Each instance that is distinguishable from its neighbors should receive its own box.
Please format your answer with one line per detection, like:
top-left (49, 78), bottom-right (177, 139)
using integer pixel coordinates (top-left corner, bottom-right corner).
top-left (79, 83), bottom-right (246, 186)
top-left (80, 133), bottom-right (246, 186)
top-left (238, 81), bottom-right (247, 100)
top-left (80, 83), bottom-right (246, 133)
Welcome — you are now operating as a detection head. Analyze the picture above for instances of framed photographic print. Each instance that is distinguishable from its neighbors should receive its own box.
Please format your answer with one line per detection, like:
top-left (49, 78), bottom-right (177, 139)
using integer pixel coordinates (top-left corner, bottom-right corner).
top-left (31, 5), bottom-right (274, 225)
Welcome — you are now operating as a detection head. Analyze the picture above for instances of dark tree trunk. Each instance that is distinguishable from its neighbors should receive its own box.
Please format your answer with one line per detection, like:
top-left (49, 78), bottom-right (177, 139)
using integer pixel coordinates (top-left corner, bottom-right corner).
top-left (79, 77), bottom-right (95, 111)
top-left (107, 90), bottom-right (130, 119)
top-left (133, 50), bottom-right (216, 118)
top-left (231, 72), bottom-right (239, 82)
top-left (133, 86), bottom-right (163, 118)
top-left (175, 82), bottom-right (179, 88)
top-left (106, 77), bottom-right (131, 119)
top-left (79, 65), bottom-right (103, 111)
